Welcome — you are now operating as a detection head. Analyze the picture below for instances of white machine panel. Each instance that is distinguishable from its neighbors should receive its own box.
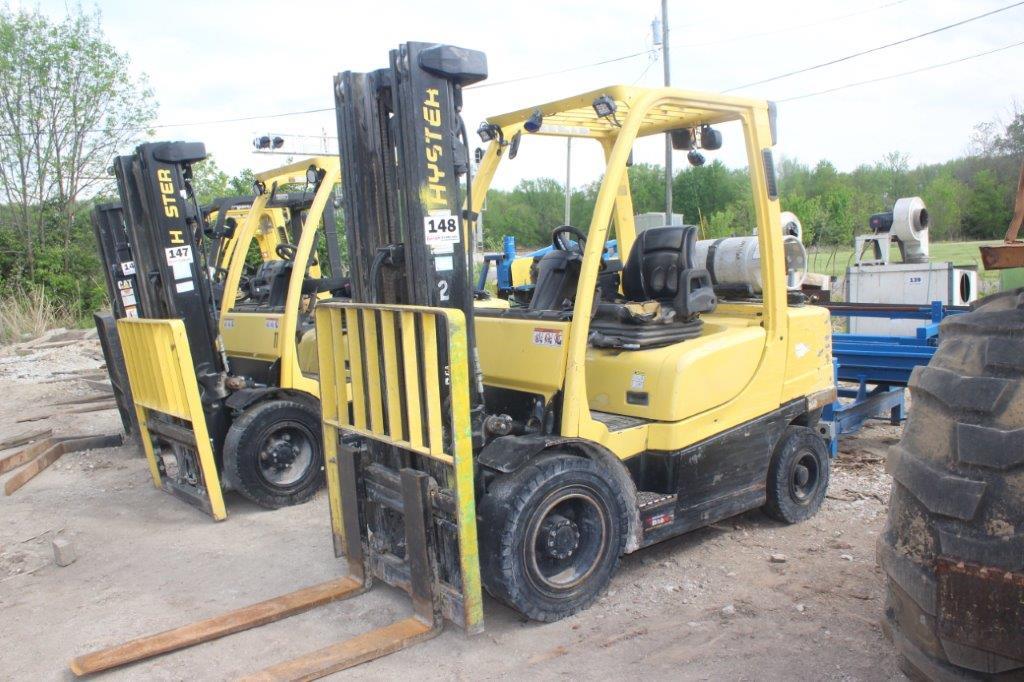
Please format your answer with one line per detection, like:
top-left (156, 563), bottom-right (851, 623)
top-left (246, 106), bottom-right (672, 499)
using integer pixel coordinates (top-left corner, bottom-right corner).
top-left (846, 261), bottom-right (977, 335)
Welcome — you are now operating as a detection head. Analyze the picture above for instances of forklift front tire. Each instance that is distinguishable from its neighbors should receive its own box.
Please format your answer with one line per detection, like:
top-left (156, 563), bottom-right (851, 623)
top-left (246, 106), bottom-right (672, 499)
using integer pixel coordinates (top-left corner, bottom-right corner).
top-left (478, 452), bottom-right (629, 622)
top-left (223, 399), bottom-right (324, 509)
top-left (762, 425), bottom-right (830, 524)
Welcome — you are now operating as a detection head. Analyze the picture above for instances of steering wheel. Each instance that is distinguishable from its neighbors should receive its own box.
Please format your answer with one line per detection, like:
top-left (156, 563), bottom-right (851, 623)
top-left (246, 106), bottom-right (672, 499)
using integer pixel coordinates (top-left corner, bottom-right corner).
top-left (551, 225), bottom-right (587, 254)
top-left (275, 243), bottom-right (298, 261)
top-left (235, 263), bottom-right (257, 303)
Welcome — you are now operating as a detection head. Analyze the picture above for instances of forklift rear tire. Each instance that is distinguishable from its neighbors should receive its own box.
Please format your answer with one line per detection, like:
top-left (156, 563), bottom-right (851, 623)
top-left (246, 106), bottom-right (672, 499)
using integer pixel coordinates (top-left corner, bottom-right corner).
top-left (223, 399), bottom-right (324, 509)
top-left (478, 452), bottom-right (629, 622)
top-left (762, 425), bottom-right (830, 524)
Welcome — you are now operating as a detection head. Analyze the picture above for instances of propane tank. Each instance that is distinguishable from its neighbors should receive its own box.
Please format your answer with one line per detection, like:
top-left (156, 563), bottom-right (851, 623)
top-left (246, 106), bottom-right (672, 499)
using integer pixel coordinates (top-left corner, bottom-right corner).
top-left (692, 234), bottom-right (807, 292)
top-left (752, 211), bottom-right (803, 241)
top-left (779, 211), bottom-right (803, 241)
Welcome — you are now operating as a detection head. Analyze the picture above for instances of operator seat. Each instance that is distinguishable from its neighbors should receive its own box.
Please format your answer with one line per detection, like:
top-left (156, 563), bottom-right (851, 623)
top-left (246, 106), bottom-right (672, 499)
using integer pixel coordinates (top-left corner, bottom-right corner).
top-left (589, 226), bottom-right (717, 350)
top-left (528, 248), bottom-right (582, 311)
top-left (246, 260), bottom-right (292, 309)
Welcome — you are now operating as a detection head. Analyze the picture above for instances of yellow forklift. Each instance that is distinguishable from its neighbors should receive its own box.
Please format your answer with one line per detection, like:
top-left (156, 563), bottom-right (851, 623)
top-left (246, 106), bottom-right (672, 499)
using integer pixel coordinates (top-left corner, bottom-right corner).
top-left (103, 150), bottom-right (345, 519)
top-left (71, 43), bottom-right (835, 678)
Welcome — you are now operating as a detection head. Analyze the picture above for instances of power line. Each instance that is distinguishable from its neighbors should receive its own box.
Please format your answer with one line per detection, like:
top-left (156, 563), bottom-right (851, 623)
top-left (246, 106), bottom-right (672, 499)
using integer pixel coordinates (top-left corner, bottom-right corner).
top-left (466, 49), bottom-right (655, 90)
top-left (676, 0), bottom-right (911, 49)
top-left (779, 38), bottom-right (1024, 102)
top-left (724, 0), bottom-right (1024, 92)
top-left (152, 106), bottom-right (332, 129)
top-left (0, 48), bottom-right (659, 137)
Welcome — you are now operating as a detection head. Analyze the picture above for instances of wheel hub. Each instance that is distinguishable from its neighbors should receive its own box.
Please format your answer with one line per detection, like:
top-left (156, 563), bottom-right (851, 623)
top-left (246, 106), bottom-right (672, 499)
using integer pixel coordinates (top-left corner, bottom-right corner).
top-left (540, 513), bottom-right (580, 560)
top-left (794, 464), bottom-right (810, 487)
top-left (261, 434), bottom-right (300, 472)
top-left (790, 452), bottom-right (819, 502)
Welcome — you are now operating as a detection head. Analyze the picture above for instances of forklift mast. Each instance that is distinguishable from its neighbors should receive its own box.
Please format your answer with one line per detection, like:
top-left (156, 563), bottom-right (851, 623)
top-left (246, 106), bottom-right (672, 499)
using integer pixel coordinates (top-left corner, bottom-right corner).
top-left (113, 142), bottom-right (230, 441)
top-left (335, 43), bottom-right (488, 410)
top-left (91, 202), bottom-right (139, 320)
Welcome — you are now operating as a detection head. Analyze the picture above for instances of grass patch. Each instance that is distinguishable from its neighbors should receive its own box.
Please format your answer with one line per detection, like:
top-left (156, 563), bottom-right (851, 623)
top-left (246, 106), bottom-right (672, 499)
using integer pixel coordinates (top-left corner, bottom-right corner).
top-left (807, 240), bottom-right (1003, 290)
top-left (0, 286), bottom-right (78, 344)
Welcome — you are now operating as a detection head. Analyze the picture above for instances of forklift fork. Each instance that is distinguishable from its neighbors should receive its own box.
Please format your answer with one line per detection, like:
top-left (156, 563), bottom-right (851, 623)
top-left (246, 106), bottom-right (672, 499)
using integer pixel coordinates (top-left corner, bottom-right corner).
top-left (69, 302), bottom-right (477, 679)
top-left (69, 448), bottom-right (445, 678)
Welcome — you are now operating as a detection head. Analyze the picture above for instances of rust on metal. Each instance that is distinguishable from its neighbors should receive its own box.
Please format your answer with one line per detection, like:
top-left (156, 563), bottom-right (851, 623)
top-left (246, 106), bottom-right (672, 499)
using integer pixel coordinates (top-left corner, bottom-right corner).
top-left (936, 557), bottom-right (1024, 661)
top-left (979, 162), bottom-right (1024, 270)
top-left (979, 242), bottom-right (1024, 271)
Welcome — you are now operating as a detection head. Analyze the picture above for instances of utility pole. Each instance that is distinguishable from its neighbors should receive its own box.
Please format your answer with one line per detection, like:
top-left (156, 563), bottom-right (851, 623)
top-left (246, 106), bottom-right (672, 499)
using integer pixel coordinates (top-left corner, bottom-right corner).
top-left (660, 0), bottom-right (673, 222)
top-left (564, 138), bottom-right (572, 225)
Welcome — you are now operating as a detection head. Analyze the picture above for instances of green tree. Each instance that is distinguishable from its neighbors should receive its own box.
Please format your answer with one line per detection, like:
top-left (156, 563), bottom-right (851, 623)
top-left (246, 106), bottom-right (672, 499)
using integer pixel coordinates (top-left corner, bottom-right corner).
top-left (0, 5), bottom-right (156, 275)
top-left (921, 171), bottom-right (968, 240)
top-left (963, 169), bottom-right (1013, 238)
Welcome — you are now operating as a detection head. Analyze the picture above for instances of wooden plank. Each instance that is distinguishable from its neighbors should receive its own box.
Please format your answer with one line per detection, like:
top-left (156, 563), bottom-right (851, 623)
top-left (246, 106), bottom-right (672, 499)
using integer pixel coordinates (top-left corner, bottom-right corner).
top-left (47, 393), bottom-right (118, 407)
top-left (241, 617), bottom-right (438, 682)
top-left (4, 434), bottom-right (122, 495)
top-left (82, 379), bottom-right (114, 394)
top-left (68, 577), bottom-right (365, 677)
top-left (15, 400), bottom-right (117, 423)
top-left (0, 426), bottom-right (52, 450)
top-left (0, 437), bottom-right (58, 476)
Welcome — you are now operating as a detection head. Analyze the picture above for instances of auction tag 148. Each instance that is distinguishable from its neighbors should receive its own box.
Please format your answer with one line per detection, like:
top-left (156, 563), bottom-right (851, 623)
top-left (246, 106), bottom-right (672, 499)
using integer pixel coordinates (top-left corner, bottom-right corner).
top-left (423, 211), bottom-right (460, 245)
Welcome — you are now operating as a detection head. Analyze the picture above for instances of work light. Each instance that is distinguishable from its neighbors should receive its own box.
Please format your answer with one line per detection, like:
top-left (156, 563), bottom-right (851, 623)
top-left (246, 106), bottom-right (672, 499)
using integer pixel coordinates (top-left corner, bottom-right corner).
top-left (477, 122), bottom-right (498, 143)
top-left (306, 165), bottom-right (321, 185)
top-left (524, 109), bottom-right (544, 133)
top-left (592, 95), bottom-right (617, 118)
top-left (700, 125), bottom-right (722, 150)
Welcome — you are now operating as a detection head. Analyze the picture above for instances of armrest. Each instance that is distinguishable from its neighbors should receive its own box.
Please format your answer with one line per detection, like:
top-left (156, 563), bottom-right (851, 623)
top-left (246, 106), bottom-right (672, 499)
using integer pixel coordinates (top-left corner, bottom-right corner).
top-left (674, 268), bottom-right (717, 319)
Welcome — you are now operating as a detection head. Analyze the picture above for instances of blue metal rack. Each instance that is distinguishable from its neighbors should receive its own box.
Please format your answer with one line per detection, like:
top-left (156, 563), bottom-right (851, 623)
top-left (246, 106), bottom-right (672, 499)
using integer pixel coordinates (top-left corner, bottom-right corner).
top-left (820, 301), bottom-right (967, 455)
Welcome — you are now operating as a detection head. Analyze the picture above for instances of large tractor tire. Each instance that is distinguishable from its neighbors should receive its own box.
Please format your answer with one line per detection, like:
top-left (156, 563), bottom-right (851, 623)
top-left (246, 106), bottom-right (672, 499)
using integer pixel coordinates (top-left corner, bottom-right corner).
top-left (878, 290), bottom-right (1024, 680)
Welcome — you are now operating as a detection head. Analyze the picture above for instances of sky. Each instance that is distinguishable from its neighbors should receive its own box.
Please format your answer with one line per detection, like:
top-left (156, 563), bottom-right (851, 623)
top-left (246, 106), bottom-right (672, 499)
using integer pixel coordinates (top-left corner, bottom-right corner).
top-left (26, 0), bottom-right (1024, 190)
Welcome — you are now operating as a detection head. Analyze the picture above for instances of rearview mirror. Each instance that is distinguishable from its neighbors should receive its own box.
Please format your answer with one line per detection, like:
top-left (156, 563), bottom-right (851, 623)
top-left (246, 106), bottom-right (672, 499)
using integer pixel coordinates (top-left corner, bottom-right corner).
top-left (509, 131), bottom-right (522, 160)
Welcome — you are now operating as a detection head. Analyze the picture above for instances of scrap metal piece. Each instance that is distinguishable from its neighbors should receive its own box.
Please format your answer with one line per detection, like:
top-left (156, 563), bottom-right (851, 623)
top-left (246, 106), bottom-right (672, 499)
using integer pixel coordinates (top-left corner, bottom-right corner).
top-left (936, 557), bottom-right (1024, 661)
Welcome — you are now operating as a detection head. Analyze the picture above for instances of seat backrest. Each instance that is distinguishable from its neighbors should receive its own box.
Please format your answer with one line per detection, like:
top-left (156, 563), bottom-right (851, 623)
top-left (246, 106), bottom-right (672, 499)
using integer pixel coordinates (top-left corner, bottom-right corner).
top-left (248, 260), bottom-right (292, 308)
top-left (528, 249), bottom-right (580, 310)
top-left (622, 226), bottom-right (699, 302)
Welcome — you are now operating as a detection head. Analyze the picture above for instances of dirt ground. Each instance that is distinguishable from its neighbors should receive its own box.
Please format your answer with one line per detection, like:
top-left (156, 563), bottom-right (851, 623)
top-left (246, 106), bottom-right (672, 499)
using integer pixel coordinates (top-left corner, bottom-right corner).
top-left (0, 332), bottom-right (907, 680)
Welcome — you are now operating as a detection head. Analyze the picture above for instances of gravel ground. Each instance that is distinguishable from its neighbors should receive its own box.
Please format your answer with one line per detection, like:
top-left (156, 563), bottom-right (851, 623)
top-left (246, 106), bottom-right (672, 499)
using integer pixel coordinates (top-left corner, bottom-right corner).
top-left (0, 334), bottom-right (907, 680)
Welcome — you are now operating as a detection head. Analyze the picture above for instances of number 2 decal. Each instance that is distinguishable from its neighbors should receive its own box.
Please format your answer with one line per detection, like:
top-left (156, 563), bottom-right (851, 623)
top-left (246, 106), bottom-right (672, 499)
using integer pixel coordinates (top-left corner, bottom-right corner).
top-left (437, 280), bottom-right (450, 301)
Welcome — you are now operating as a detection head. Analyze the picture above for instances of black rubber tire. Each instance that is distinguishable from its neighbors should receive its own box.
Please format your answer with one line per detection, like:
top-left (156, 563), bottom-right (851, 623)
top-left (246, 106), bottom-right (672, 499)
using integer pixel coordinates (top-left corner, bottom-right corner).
top-left (879, 289), bottom-right (1024, 680)
top-left (223, 399), bottom-right (324, 509)
top-left (762, 425), bottom-right (830, 524)
top-left (477, 453), bottom-right (630, 622)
